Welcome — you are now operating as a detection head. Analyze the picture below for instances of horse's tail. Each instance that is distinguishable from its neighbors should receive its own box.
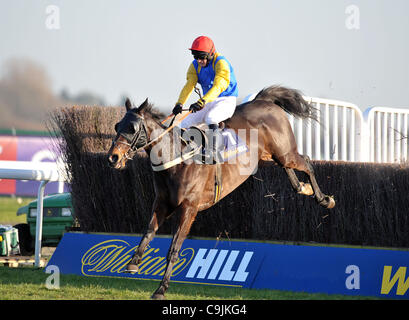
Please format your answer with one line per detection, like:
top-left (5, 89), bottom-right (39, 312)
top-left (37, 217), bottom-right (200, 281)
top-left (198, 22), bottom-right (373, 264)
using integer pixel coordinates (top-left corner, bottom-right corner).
top-left (254, 85), bottom-right (317, 121)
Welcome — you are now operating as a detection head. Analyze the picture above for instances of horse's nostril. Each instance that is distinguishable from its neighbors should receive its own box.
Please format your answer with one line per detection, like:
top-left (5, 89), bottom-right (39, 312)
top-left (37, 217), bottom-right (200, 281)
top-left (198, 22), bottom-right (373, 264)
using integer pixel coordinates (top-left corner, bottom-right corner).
top-left (108, 154), bottom-right (119, 165)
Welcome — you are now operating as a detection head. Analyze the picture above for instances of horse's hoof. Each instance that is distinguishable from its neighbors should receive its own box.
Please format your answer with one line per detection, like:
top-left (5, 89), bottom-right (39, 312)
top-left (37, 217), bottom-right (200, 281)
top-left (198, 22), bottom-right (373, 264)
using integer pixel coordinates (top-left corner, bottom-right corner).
top-left (123, 264), bottom-right (139, 274)
top-left (319, 195), bottom-right (335, 209)
top-left (151, 293), bottom-right (166, 300)
top-left (298, 182), bottom-right (314, 196)
top-left (325, 196), bottom-right (335, 209)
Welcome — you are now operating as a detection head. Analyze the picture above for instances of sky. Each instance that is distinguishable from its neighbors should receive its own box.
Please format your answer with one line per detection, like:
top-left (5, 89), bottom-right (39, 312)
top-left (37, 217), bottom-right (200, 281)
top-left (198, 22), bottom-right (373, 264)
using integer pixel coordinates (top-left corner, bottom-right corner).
top-left (0, 0), bottom-right (408, 112)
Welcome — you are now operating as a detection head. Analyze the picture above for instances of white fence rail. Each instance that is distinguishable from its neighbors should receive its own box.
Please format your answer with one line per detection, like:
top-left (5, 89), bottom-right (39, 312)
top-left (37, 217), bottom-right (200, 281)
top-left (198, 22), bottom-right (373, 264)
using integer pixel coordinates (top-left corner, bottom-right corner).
top-left (0, 161), bottom-right (67, 267)
top-left (242, 94), bottom-right (409, 163)
top-left (364, 107), bottom-right (409, 163)
top-left (292, 97), bottom-right (364, 162)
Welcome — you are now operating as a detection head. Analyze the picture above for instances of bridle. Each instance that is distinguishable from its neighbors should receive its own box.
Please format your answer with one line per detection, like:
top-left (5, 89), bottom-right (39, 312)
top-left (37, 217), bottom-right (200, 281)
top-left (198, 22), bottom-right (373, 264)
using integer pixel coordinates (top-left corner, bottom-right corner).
top-left (111, 113), bottom-right (149, 160)
top-left (112, 110), bottom-right (192, 161)
top-left (112, 88), bottom-right (201, 163)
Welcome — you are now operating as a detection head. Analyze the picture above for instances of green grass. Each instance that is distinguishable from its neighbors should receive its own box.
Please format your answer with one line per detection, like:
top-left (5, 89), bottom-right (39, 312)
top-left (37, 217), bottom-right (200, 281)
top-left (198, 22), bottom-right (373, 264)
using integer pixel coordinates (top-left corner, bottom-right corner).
top-left (0, 196), bottom-right (34, 225)
top-left (0, 266), bottom-right (379, 300)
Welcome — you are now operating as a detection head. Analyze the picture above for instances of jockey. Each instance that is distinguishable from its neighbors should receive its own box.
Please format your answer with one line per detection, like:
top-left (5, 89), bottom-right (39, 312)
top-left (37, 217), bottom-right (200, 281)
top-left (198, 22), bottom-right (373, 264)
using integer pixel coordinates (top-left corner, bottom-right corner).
top-left (173, 36), bottom-right (238, 163)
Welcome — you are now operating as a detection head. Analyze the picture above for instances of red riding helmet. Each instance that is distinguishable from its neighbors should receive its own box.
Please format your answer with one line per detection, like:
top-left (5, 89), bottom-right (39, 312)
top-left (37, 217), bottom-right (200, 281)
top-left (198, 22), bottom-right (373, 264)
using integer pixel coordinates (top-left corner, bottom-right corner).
top-left (189, 36), bottom-right (216, 55)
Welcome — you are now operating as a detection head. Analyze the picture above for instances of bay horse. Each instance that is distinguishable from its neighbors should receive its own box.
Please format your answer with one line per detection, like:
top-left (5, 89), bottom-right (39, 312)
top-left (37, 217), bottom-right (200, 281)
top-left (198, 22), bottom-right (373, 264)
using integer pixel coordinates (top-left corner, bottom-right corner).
top-left (107, 85), bottom-right (335, 299)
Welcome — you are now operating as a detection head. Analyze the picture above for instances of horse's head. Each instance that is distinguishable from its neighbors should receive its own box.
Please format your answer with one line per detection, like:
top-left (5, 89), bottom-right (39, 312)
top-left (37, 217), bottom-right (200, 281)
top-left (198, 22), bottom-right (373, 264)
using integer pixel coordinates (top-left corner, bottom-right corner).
top-left (107, 98), bottom-right (149, 169)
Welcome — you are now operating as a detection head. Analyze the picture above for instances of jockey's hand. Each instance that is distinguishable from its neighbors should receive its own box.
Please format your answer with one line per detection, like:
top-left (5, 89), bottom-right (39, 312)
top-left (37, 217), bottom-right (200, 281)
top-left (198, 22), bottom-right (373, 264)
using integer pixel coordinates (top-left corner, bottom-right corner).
top-left (172, 103), bottom-right (183, 115)
top-left (189, 98), bottom-right (206, 113)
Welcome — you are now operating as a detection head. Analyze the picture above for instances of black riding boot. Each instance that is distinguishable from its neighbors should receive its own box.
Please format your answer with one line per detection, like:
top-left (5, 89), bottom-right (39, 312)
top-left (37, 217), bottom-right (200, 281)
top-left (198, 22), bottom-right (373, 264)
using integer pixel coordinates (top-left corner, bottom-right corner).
top-left (206, 124), bottom-right (224, 164)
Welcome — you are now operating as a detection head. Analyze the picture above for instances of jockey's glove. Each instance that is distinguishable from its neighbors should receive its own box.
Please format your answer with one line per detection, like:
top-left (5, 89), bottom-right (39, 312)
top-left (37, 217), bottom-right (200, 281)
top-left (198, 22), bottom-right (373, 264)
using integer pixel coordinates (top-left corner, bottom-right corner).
top-left (189, 98), bottom-right (206, 113)
top-left (172, 103), bottom-right (183, 115)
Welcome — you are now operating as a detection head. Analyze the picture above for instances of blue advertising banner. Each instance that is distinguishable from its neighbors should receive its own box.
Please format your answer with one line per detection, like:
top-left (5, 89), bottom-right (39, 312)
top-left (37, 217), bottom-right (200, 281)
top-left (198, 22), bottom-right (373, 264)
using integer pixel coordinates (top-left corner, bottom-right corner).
top-left (47, 232), bottom-right (409, 299)
top-left (48, 233), bottom-right (263, 289)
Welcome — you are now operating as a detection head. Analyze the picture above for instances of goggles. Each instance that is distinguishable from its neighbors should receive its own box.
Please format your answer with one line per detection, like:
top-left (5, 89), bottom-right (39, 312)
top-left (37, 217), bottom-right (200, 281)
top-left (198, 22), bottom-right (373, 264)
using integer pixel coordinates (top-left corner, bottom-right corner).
top-left (192, 50), bottom-right (209, 60)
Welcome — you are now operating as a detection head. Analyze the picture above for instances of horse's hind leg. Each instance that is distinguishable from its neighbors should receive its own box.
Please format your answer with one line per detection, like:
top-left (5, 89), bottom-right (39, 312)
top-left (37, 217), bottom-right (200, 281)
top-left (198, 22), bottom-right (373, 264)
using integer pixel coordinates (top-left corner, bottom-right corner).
top-left (280, 153), bottom-right (335, 209)
top-left (300, 155), bottom-right (335, 208)
top-left (285, 167), bottom-right (313, 196)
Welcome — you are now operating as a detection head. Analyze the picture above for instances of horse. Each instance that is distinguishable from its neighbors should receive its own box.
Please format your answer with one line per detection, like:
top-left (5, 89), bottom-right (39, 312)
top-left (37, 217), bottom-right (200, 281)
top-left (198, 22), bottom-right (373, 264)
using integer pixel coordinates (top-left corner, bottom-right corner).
top-left (107, 85), bottom-right (335, 299)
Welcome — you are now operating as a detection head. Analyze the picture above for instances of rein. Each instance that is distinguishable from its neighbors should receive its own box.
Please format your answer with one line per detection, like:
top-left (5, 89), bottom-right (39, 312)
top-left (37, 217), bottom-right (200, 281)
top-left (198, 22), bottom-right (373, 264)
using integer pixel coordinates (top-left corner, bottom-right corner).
top-left (117, 86), bottom-right (201, 162)
top-left (136, 110), bottom-right (191, 152)
top-left (120, 110), bottom-right (192, 160)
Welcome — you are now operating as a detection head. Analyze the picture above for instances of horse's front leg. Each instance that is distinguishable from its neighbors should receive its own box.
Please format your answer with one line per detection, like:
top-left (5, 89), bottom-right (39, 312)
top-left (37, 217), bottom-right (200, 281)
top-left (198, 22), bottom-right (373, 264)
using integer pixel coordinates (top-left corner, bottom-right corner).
top-left (151, 201), bottom-right (198, 300)
top-left (125, 200), bottom-right (168, 273)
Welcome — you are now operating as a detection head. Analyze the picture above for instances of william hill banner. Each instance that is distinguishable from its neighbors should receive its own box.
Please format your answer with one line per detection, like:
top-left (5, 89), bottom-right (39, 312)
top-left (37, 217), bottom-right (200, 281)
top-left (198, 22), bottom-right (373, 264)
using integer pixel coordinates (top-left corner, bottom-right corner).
top-left (48, 233), bottom-right (262, 288)
top-left (48, 232), bottom-right (409, 299)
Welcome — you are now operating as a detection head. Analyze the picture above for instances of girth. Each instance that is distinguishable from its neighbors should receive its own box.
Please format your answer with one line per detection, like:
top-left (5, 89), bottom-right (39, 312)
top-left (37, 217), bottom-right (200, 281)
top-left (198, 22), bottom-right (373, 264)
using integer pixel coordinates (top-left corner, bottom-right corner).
top-left (150, 123), bottom-right (223, 204)
top-left (214, 162), bottom-right (222, 204)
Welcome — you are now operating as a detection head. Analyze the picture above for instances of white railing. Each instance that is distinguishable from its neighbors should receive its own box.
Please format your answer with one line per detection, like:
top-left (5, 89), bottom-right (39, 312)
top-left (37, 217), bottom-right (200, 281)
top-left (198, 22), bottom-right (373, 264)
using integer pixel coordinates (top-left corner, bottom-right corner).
top-left (364, 107), bottom-right (409, 163)
top-left (291, 97), bottom-right (364, 162)
top-left (242, 93), bottom-right (409, 163)
top-left (0, 161), bottom-right (67, 267)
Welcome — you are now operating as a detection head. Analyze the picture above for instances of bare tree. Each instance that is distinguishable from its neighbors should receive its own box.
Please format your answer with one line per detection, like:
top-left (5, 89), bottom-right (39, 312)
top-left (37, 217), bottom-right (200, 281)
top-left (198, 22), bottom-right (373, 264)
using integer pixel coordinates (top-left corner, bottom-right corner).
top-left (0, 58), bottom-right (107, 131)
top-left (0, 58), bottom-right (60, 130)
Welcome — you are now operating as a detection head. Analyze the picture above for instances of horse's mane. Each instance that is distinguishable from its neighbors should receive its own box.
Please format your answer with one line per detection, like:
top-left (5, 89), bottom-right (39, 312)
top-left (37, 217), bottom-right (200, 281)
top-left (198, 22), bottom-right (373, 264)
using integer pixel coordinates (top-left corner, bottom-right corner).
top-left (146, 104), bottom-right (165, 121)
top-left (134, 102), bottom-right (165, 122)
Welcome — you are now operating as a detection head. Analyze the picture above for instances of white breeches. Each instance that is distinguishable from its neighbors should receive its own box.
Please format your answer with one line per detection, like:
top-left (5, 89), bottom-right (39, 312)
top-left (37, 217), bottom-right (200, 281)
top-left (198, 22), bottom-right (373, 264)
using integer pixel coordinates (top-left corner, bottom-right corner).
top-left (180, 96), bottom-right (237, 128)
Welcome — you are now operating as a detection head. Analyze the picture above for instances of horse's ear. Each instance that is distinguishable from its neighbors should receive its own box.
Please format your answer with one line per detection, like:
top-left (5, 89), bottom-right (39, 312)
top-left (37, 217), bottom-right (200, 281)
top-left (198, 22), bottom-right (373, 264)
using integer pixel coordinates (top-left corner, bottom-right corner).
top-left (137, 98), bottom-right (149, 112)
top-left (125, 98), bottom-right (132, 111)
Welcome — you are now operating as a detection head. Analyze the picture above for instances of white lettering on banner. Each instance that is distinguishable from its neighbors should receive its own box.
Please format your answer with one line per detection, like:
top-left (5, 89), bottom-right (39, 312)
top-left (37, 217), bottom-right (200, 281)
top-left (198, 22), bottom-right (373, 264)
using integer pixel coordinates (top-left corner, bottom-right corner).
top-left (345, 265), bottom-right (360, 290)
top-left (194, 249), bottom-right (218, 279)
top-left (233, 251), bottom-right (254, 281)
top-left (218, 250), bottom-right (239, 281)
top-left (186, 249), bottom-right (253, 282)
top-left (208, 250), bottom-right (229, 279)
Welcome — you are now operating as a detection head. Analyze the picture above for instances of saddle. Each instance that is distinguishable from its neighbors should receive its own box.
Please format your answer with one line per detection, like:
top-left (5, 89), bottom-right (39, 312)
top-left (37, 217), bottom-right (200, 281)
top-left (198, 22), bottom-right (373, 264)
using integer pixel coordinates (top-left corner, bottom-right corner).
top-left (184, 122), bottom-right (226, 164)
top-left (184, 122), bottom-right (249, 165)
